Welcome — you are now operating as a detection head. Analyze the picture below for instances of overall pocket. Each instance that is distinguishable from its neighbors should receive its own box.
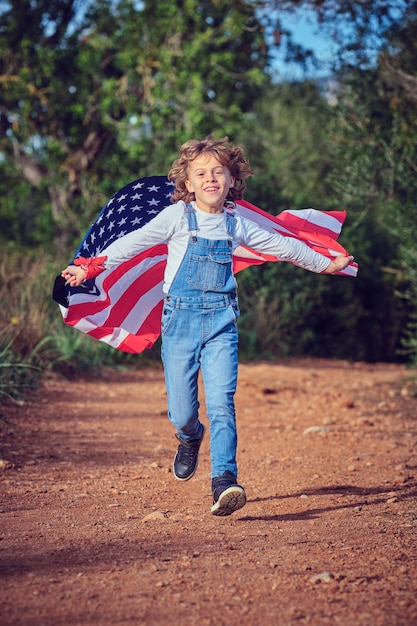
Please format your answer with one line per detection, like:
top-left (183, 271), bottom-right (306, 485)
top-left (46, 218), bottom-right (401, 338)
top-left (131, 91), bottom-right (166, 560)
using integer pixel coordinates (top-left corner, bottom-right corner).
top-left (186, 252), bottom-right (230, 290)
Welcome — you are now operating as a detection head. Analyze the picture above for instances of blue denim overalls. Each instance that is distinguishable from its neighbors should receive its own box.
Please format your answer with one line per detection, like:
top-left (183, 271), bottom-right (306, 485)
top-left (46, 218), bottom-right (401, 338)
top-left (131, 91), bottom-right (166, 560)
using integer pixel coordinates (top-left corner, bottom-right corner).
top-left (161, 203), bottom-right (240, 478)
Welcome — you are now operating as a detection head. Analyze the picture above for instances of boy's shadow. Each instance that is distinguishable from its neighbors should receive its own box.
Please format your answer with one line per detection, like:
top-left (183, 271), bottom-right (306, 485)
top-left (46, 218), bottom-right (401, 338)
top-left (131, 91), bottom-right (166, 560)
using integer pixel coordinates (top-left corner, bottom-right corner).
top-left (238, 480), bottom-right (417, 522)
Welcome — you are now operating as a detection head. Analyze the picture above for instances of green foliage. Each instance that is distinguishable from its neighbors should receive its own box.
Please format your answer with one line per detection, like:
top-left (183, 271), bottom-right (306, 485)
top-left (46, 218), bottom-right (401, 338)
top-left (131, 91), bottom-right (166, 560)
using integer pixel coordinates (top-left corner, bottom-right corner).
top-left (0, 0), bottom-right (270, 252)
top-left (241, 81), bottom-right (334, 210)
top-left (325, 4), bottom-right (417, 363)
top-left (234, 82), bottom-right (367, 361)
top-left (0, 341), bottom-right (42, 403)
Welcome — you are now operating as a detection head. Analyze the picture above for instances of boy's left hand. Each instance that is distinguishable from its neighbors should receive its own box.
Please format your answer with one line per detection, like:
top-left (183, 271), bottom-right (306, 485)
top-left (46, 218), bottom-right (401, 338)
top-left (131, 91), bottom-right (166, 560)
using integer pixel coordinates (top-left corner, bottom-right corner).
top-left (324, 254), bottom-right (354, 274)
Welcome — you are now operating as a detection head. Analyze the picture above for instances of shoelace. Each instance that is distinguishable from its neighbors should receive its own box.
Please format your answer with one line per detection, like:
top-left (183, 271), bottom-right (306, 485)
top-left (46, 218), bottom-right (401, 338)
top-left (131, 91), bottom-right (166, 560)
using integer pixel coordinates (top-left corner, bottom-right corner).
top-left (176, 439), bottom-right (200, 464)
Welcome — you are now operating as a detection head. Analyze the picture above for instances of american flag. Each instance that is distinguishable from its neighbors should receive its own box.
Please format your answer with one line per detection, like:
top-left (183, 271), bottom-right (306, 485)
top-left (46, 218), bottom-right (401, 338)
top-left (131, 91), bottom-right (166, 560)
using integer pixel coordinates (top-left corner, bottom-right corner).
top-left (52, 176), bottom-right (357, 353)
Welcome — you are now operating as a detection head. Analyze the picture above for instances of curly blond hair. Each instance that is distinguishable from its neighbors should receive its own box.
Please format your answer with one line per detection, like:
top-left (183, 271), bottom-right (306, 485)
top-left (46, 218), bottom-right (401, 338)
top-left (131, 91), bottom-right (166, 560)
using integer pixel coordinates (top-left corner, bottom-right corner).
top-left (168, 135), bottom-right (253, 204)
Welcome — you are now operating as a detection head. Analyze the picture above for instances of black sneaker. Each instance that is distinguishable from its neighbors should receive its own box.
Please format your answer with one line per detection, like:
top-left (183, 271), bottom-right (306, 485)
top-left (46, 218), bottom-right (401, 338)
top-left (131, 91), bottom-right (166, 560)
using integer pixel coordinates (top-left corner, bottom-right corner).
top-left (173, 424), bottom-right (205, 481)
top-left (211, 471), bottom-right (246, 516)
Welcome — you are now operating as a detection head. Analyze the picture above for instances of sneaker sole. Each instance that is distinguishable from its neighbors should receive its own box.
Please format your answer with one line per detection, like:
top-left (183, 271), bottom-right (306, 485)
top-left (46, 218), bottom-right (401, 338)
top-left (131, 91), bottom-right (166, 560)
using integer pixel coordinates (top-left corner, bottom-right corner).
top-left (172, 424), bottom-right (205, 481)
top-left (211, 485), bottom-right (246, 516)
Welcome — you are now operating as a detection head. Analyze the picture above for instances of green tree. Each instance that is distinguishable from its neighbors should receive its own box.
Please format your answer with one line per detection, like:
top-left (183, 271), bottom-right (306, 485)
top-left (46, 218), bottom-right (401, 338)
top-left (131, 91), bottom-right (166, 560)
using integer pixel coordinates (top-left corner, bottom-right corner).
top-left (241, 80), bottom-right (334, 210)
top-left (236, 82), bottom-right (351, 360)
top-left (325, 2), bottom-right (417, 363)
top-left (0, 0), bottom-right (269, 250)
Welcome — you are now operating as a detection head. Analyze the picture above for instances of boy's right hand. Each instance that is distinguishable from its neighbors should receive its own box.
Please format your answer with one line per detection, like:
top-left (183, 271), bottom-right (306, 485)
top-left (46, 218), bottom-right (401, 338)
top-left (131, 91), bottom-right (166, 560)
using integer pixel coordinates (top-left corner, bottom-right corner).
top-left (61, 265), bottom-right (87, 287)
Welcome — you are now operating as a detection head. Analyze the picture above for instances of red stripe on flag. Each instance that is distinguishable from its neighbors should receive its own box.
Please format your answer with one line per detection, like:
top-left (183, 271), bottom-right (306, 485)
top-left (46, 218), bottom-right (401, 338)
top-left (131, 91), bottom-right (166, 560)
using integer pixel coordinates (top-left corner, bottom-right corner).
top-left (275, 209), bottom-right (345, 240)
top-left (98, 261), bottom-right (165, 329)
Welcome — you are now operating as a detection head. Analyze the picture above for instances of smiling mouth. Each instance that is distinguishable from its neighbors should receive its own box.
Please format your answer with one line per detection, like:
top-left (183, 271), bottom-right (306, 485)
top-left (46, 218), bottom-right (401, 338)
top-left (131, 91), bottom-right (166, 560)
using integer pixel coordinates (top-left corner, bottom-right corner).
top-left (204, 187), bottom-right (219, 192)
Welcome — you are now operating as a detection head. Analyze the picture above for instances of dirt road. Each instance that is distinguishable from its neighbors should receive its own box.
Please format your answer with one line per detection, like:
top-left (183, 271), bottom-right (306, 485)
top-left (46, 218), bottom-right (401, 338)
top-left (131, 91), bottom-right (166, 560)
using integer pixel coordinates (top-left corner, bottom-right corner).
top-left (1, 359), bottom-right (417, 625)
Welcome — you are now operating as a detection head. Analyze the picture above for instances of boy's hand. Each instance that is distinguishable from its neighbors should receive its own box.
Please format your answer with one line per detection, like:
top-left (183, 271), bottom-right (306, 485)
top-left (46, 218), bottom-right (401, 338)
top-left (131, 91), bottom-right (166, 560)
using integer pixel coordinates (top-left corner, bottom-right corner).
top-left (324, 254), bottom-right (354, 274)
top-left (61, 265), bottom-right (87, 287)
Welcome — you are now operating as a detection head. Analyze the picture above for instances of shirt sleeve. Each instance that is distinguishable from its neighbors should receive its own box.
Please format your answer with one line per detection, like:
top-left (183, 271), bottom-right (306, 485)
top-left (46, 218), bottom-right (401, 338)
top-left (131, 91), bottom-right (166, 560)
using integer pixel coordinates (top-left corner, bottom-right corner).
top-left (235, 214), bottom-right (331, 274)
top-left (101, 202), bottom-right (183, 269)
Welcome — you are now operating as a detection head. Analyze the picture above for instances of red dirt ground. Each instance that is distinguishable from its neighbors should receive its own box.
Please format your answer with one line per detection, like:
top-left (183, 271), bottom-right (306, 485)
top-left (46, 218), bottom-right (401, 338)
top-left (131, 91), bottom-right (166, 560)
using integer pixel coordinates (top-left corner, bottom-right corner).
top-left (1, 358), bottom-right (417, 626)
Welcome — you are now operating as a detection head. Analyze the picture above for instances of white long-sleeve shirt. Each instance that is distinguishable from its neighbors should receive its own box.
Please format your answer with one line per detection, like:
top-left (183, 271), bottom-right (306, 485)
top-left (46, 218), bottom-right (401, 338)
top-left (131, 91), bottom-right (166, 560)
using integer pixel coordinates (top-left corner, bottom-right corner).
top-left (102, 201), bottom-right (330, 293)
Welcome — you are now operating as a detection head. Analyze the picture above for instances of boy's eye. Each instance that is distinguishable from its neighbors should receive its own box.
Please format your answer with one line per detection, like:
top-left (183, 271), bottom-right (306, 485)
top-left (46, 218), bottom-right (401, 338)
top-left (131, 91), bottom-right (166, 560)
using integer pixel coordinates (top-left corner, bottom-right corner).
top-left (194, 169), bottom-right (224, 177)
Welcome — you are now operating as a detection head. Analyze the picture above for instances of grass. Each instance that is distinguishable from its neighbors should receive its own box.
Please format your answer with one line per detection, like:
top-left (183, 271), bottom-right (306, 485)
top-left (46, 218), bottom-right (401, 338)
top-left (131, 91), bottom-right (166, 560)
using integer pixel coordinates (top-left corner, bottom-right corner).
top-left (0, 248), bottom-right (154, 404)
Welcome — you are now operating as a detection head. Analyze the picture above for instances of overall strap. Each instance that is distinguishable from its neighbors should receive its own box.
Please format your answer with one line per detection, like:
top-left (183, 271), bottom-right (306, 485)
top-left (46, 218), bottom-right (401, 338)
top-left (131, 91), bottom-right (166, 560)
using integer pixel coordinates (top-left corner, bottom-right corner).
top-left (225, 208), bottom-right (237, 238)
top-left (185, 203), bottom-right (199, 241)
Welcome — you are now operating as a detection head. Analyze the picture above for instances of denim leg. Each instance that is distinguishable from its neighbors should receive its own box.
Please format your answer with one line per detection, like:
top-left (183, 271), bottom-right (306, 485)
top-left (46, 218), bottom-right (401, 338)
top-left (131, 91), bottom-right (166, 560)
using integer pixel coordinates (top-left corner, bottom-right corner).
top-left (200, 307), bottom-right (239, 478)
top-left (161, 307), bottom-right (202, 439)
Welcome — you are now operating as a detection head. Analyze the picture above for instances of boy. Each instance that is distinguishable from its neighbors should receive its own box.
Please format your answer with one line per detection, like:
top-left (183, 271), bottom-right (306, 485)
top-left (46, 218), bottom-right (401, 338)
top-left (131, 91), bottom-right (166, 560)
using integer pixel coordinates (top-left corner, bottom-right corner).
top-left (61, 136), bottom-right (354, 516)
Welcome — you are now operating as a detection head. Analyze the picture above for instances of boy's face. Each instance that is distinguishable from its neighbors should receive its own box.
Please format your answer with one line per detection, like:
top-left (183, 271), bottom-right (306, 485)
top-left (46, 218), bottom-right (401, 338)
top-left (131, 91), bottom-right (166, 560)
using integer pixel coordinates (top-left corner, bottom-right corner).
top-left (185, 153), bottom-right (235, 213)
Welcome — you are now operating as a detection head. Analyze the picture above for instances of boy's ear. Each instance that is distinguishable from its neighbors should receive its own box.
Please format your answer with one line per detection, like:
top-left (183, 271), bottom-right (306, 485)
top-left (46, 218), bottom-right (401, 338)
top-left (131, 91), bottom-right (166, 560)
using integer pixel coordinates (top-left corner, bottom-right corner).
top-left (185, 179), bottom-right (193, 193)
top-left (229, 176), bottom-right (235, 188)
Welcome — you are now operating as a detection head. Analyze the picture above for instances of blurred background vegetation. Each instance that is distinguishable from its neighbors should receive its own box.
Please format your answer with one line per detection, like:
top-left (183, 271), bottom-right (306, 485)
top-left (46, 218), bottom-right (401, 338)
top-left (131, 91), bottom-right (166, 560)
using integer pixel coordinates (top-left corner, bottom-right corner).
top-left (1, 0), bottom-right (416, 402)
